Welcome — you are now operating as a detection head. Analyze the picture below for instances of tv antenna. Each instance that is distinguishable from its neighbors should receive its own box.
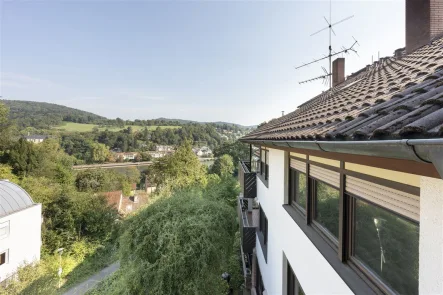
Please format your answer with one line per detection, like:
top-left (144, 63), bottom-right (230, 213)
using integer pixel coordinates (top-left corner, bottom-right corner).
top-left (295, 0), bottom-right (357, 89)
top-left (299, 67), bottom-right (331, 85)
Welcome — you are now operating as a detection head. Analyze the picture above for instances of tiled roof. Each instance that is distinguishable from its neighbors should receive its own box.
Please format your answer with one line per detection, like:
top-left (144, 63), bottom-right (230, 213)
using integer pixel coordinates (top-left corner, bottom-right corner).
top-left (243, 36), bottom-right (443, 142)
top-left (102, 191), bottom-right (122, 210)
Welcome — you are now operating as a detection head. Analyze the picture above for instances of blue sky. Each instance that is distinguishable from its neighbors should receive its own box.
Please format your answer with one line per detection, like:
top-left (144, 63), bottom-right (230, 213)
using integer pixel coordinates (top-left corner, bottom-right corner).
top-left (0, 0), bottom-right (404, 125)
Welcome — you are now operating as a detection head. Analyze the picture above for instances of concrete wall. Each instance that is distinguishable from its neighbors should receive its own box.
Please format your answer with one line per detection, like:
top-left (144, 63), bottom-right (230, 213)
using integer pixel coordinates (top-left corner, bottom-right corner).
top-left (256, 148), bottom-right (353, 295)
top-left (419, 176), bottom-right (443, 295)
top-left (0, 204), bottom-right (42, 282)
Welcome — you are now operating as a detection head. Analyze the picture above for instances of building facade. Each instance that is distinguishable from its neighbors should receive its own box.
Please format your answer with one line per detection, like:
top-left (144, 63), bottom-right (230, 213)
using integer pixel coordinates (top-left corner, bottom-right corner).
top-left (23, 135), bottom-right (48, 144)
top-left (238, 1), bottom-right (443, 294)
top-left (0, 181), bottom-right (42, 283)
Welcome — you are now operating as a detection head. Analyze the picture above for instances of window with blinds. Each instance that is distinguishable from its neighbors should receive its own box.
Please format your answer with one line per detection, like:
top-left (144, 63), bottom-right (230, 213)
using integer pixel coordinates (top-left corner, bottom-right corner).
top-left (284, 154), bottom-right (420, 294)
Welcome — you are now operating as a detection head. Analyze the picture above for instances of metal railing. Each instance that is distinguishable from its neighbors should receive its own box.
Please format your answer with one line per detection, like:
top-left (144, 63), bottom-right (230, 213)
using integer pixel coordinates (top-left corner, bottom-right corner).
top-left (237, 196), bottom-right (258, 254)
top-left (238, 161), bottom-right (257, 199)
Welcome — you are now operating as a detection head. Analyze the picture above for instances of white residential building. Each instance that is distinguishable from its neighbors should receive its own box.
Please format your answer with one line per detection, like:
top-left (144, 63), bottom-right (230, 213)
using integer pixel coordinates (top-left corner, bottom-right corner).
top-left (194, 146), bottom-right (212, 157)
top-left (0, 180), bottom-right (42, 283)
top-left (237, 2), bottom-right (443, 294)
top-left (23, 135), bottom-right (48, 144)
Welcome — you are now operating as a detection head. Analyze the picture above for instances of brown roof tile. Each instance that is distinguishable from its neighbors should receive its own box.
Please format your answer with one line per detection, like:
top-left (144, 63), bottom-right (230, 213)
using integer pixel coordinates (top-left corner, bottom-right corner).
top-left (243, 36), bottom-right (443, 142)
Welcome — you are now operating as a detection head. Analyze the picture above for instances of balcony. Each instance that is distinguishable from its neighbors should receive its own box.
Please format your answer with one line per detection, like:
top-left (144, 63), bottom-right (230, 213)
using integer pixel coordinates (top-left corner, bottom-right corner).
top-left (238, 196), bottom-right (259, 253)
top-left (238, 196), bottom-right (259, 290)
top-left (238, 160), bottom-right (257, 199)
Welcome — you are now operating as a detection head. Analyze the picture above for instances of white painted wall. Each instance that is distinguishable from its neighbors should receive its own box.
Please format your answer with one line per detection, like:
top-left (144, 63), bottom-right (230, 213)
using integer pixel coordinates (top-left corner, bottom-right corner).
top-left (256, 148), bottom-right (353, 295)
top-left (0, 204), bottom-right (42, 282)
top-left (419, 176), bottom-right (443, 295)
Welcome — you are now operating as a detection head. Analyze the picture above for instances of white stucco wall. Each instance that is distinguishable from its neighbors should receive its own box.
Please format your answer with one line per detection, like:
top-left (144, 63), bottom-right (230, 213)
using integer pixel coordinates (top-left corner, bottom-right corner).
top-left (0, 204), bottom-right (42, 282)
top-left (419, 176), bottom-right (443, 295)
top-left (256, 148), bottom-right (353, 295)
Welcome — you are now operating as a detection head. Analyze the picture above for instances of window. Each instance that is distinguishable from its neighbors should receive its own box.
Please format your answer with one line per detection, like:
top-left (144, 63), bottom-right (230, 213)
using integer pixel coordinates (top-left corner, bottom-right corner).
top-left (258, 206), bottom-right (268, 260)
top-left (259, 147), bottom-right (269, 185)
top-left (349, 197), bottom-right (419, 295)
top-left (0, 221), bottom-right (10, 240)
top-left (0, 250), bottom-right (8, 266)
top-left (312, 180), bottom-right (340, 241)
top-left (289, 169), bottom-right (307, 212)
top-left (256, 261), bottom-right (265, 295)
top-left (287, 262), bottom-right (304, 295)
top-left (259, 207), bottom-right (268, 245)
top-left (283, 156), bottom-right (419, 294)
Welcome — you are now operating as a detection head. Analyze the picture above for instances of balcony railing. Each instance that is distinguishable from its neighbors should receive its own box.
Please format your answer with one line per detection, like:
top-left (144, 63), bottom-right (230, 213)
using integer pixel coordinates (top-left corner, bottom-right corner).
top-left (238, 160), bottom-right (257, 199)
top-left (238, 195), bottom-right (259, 290)
top-left (237, 196), bottom-right (259, 253)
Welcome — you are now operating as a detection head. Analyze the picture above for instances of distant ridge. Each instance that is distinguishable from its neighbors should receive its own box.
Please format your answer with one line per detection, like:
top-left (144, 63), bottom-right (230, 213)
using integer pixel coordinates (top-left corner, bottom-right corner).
top-left (155, 117), bottom-right (256, 129)
top-left (1, 99), bottom-right (106, 128)
top-left (0, 100), bottom-right (254, 129)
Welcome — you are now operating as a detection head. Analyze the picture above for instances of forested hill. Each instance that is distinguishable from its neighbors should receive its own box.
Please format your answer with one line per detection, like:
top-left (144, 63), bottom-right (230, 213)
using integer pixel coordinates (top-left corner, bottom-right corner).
top-left (1, 99), bottom-right (252, 130)
top-left (156, 117), bottom-right (255, 129)
top-left (2, 100), bottom-right (106, 129)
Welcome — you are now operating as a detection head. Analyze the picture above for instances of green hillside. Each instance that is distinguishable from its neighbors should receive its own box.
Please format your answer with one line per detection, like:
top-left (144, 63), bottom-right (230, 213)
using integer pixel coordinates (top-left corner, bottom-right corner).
top-left (1, 100), bottom-right (106, 129)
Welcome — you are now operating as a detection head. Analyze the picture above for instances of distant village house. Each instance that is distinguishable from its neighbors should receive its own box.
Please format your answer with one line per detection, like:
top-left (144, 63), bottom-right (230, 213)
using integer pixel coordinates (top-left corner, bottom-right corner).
top-left (23, 134), bottom-right (48, 144)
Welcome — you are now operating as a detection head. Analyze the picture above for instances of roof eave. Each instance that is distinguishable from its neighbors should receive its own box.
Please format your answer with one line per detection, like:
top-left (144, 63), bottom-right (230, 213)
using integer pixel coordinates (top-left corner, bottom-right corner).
top-left (240, 138), bottom-right (443, 179)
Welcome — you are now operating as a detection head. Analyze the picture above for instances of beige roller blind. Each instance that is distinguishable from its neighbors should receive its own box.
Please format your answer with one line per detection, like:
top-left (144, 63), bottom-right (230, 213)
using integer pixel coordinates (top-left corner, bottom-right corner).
top-left (310, 165), bottom-right (340, 188)
top-left (346, 176), bottom-right (420, 222)
top-left (290, 158), bottom-right (306, 173)
top-left (261, 149), bottom-right (265, 161)
top-left (265, 150), bottom-right (269, 163)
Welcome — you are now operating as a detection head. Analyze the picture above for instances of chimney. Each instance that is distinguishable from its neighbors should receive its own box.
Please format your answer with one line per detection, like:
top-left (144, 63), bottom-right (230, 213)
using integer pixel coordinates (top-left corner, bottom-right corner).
top-left (332, 58), bottom-right (345, 87)
top-left (406, 0), bottom-right (443, 54)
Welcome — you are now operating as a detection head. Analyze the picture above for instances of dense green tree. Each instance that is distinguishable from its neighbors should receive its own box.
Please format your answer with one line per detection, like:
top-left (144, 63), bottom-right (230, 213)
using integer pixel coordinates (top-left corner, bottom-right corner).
top-left (4, 138), bottom-right (38, 176)
top-left (90, 142), bottom-right (111, 163)
top-left (205, 174), bottom-right (240, 208)
top-left (0, 164), bottom-right (19, 183)
top-left (75, 169), bottom-right (122, 192)
top-left (32, 139), bottom-right (76, 184)
top-left (214, 141), bottom-right (249, 166)
top-left (114, 189), bottom-right (236, 295)
top-left (150, 141), bottom-right (207, 188)
top-left (211, 154), bottom-right (235, 177)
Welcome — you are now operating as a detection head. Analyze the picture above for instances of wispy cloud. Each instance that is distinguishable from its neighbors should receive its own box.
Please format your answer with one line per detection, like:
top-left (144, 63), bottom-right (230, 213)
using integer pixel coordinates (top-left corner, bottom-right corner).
top-left (1, 72), bottom-right (61, 89)
top-left (60, 96), bottom-right (105, 103)
top-left (115, 89), bottom-right (166, 101)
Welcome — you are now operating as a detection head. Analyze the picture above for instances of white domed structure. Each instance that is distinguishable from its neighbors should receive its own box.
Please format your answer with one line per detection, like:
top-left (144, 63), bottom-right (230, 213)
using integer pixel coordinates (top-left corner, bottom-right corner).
top-left (0, 180), bottom-right (42, 283)
top-left (0, 180), bottom-right (35, 217)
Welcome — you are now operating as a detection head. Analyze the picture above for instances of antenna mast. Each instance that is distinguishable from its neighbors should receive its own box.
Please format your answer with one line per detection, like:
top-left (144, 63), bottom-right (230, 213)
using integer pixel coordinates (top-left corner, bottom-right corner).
top-left (295, 0), bottom-right (356, 89)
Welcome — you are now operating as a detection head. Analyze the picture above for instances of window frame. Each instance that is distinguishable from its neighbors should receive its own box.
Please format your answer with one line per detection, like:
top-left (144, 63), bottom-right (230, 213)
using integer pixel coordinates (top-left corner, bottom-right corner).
top-left (287, 261), bottom-right (304, 295)
top-left (310, 178), bottom-right (340, 248)
top-left (345, 193), bottom-right (420, 295)
top-left (258, 147), bottom-right (269, 187)
top-left (0, 221), bottom-right (10, 240)
top-left (256, 260), bottom-right (265, 295)
top-left (258, 206), bottom-right (268, 262)
top-left (289, 168), bottom-right (307, 214)
top-left (0, 250), bottom-right (8, 266)
top-left (284, 155), bottom-right (420, 295)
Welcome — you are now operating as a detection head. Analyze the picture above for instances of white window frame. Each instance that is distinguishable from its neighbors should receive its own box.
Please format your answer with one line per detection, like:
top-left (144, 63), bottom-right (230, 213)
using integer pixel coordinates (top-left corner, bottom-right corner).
top-left (0, 221), bottom-right (10, 240)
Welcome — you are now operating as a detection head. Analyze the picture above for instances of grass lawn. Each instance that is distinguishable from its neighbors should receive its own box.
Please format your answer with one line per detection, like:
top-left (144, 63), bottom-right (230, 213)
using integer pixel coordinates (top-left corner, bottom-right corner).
top-left (53, 122), bottom-right (181, 132)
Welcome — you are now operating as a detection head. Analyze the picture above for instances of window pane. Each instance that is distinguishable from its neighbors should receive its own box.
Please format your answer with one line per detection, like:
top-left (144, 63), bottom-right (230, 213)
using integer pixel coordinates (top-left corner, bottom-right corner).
top-left (314, 181), bottom-right (339, 238)
top-left (296, 173), bottom-right (307, 209)
top-left (354, 198), bottom-right (419, 295)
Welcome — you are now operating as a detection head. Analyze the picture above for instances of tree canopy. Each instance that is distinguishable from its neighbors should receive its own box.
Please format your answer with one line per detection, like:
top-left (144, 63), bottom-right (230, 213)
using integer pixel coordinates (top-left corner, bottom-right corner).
top-left (149, 141), bottom-right (207, 189)
top-left (110, 188), bottom-right (237, 295)
top-left (211, 154), bottom-right (235, 177)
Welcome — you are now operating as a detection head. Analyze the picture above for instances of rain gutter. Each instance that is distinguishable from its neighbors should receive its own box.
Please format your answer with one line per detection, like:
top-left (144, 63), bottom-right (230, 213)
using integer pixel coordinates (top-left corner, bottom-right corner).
top-left (240, 138), bottom-right (443, 179)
